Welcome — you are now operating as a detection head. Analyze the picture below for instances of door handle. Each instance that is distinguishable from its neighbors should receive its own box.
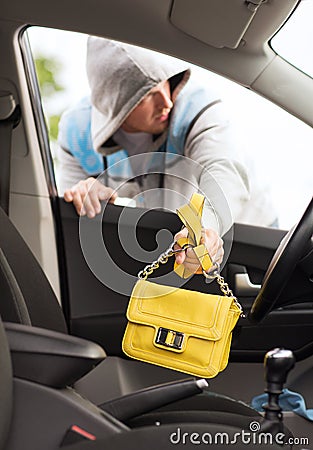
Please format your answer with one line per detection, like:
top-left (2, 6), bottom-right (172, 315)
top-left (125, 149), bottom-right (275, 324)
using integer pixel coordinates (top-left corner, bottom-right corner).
top-left (234, 273), bottom-right (261, 296)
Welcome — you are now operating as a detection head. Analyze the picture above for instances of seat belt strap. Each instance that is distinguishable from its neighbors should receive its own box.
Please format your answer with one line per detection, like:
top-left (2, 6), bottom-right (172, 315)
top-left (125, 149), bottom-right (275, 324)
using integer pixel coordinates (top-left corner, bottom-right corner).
top-left (0, 92), bottom-right (21, 213)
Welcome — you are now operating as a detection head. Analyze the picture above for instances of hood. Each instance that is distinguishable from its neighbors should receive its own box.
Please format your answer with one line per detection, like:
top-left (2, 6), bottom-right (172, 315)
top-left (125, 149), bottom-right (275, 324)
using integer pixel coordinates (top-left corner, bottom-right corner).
top-left (86, 36), bottom-right (190, 154)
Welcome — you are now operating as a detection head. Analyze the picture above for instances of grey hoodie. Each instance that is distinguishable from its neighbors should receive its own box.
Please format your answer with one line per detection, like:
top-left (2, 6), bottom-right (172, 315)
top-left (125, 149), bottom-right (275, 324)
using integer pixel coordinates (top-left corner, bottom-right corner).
top-left (87, 37), bottom-right (190, 154)
top-left (57, 37), bottom-right (278, 234)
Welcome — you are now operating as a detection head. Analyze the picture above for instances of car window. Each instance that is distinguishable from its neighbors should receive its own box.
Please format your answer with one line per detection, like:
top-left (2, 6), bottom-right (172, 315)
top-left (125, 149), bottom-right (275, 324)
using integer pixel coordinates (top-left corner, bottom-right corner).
top-left (26, 27), bottom-right (313, 231)
top-left (271, 0), bottom-right (313, 79)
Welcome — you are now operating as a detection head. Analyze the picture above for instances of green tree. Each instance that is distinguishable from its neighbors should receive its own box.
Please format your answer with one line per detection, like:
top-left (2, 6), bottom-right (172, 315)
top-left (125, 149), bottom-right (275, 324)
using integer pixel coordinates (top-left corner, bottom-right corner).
top-left (35, 55), bottom-right (64, 141)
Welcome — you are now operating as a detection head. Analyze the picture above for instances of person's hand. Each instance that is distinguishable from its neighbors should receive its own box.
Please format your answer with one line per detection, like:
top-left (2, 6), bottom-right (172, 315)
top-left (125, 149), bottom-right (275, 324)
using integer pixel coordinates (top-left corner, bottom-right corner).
top-left (63, 177), bottom-right (117, 218)
top-left (173, 227), bottom-right (224, 274)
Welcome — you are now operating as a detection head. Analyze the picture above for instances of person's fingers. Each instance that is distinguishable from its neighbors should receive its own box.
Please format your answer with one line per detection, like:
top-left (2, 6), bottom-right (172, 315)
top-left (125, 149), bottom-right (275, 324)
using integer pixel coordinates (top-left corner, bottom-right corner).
top-left (174, 227), bottom-right (225, 275)
top-left (64, 178), bottom-right (92, 215)
top-left (174, 247), bottom-right (201, 272)
top-left (71, 188), bottom-right (86, 216)
top-left (85, 187), bottom-right (103, 217)
top-left (82, 193), bottom-right (97, 218)
top-left (184, 247), bottom-right (201, 272)
top-left (85, 184), bottom-right (118, 216)
top-left (174, 250), bottom-right (186, 265)
top-left (63, 189), bottom-right (74, 202)
top-left (63, 178), bottom-right (118, 218)
top-left (214, 242), bottom-right (224, 264)
top-left (174, 239), bottom-right (201, 269)
top-left (98, 187), bottom-right (117, 203)
top-left (200, 229), bottom-right (224, 264)
top-left (174, 227), bottom-right (188, 243)
top-left (173, 227), bottom-right (188, 265)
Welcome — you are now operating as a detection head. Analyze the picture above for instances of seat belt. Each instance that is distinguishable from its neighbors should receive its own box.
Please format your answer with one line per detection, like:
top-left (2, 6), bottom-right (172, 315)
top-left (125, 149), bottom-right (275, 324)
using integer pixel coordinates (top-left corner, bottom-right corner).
top-left (0, 92), bottom-right (21, 214)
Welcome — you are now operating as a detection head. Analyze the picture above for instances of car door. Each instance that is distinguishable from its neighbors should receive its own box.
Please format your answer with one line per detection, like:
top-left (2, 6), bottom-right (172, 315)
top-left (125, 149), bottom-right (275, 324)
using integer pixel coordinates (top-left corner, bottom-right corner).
top-left (57, 198), bottom-right (313, 365)
top-left (23, 26), bottom-right (313, 366)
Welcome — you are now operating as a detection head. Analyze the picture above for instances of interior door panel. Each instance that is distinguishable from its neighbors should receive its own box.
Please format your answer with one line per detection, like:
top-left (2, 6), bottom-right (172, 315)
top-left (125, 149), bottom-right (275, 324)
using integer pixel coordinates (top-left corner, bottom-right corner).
top-left (58, 199), bottom-right (313, 362)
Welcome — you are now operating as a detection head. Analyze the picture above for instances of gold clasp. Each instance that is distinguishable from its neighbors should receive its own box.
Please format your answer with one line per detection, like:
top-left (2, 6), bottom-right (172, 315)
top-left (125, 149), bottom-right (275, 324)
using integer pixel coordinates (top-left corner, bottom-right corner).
top-left (155, 327), bottom-right (185, 350)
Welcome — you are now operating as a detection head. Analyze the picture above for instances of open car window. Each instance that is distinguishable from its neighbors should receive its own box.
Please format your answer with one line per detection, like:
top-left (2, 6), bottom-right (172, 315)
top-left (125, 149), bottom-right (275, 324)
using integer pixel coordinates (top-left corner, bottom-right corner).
top-left (26, 27), bottom-right (313, 231)
top-left (271, 0), bottom-right (313, 79)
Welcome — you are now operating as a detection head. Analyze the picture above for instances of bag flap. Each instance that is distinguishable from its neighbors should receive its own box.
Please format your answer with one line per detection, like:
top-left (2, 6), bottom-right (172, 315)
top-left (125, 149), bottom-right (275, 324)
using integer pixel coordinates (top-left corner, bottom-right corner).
top-left (126, 280), bottom-right (239, 340)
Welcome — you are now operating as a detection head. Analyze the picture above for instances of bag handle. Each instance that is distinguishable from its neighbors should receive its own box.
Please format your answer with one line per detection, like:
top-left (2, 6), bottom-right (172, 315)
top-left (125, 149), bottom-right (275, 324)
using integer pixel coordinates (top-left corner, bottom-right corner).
top-left (174, 193), bottom-right (213, 278)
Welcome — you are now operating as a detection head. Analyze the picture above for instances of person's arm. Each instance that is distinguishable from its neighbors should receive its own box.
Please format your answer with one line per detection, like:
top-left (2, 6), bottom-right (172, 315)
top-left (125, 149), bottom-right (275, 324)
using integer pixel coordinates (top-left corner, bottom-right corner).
top-left (172, 100), bottom-right (249, 274)
top-left (184, 100), bottom-right (250, 237)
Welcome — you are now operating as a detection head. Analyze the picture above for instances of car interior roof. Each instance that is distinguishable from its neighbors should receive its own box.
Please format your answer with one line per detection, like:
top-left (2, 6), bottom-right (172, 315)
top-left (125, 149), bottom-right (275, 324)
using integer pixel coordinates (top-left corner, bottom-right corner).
top-left (2, 0), bottom-right (313, 129)
top-left (5, 0), bottom-right (297, 78)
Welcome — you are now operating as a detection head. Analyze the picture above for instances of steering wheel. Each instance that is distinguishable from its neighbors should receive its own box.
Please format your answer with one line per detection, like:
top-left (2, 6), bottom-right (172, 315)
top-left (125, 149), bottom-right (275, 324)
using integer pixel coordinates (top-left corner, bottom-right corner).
top-left (248, 196), bottom-right (313, 324)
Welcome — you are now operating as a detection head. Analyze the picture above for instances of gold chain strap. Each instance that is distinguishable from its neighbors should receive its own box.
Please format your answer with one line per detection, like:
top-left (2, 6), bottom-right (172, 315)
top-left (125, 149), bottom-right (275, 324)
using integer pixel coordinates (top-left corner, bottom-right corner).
top-left (137, 242), bottom-right (244, 316)
top-left (138, 243), bottom-right (181, 280)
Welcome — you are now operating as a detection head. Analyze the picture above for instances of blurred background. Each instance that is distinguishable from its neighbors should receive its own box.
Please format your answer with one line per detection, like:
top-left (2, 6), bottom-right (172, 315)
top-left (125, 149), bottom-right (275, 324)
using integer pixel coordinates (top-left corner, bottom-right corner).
top-left (27, 6), bottom-right (313, 230)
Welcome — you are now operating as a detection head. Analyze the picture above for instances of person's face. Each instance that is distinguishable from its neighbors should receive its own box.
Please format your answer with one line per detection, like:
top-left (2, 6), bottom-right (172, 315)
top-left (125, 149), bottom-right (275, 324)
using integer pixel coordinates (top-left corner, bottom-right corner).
top-left (121, 80), bottom-right (173, 134)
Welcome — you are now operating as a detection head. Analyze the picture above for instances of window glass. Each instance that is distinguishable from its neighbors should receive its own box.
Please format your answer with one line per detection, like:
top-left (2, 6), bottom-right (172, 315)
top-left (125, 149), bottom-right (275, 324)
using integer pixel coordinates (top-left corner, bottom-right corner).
top-left (271, 0), bottom-right (313, 78)
top-left (27, 27), bottom-right (313, 230)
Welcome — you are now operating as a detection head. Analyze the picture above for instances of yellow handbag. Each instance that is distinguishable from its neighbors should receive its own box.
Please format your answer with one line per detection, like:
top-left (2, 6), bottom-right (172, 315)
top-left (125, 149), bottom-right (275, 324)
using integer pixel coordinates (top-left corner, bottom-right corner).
top-left (122, 194), bottom-right (243, 378)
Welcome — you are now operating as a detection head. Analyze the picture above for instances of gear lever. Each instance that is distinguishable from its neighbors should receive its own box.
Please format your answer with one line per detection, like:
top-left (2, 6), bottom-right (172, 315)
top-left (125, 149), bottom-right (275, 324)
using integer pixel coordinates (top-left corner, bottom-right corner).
top-left (261, 348), bottom-right (295, 432)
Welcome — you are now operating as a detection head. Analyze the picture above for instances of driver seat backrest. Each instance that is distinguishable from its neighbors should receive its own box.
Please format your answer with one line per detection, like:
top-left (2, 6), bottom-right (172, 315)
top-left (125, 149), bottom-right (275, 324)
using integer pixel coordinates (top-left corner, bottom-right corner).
top-left (0, 206), bottom-right (67, 333)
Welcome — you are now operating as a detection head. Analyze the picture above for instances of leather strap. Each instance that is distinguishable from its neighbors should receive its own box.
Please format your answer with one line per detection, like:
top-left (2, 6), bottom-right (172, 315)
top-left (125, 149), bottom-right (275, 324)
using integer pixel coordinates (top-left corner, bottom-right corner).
top-left (174, 193), bottom-right (213, 278)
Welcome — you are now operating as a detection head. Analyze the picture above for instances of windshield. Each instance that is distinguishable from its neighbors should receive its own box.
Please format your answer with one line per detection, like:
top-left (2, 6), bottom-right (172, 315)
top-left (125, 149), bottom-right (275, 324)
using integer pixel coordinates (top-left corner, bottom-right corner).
top-left (271, 0), bottom-right (313, 78)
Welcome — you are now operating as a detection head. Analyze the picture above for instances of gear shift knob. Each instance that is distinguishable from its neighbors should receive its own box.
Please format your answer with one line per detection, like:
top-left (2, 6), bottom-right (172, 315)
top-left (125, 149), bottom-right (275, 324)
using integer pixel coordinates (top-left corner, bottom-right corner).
top-left (265, 348), bottom-right (295, 391)
top-left (263, 348), bottom-right (295, 425)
